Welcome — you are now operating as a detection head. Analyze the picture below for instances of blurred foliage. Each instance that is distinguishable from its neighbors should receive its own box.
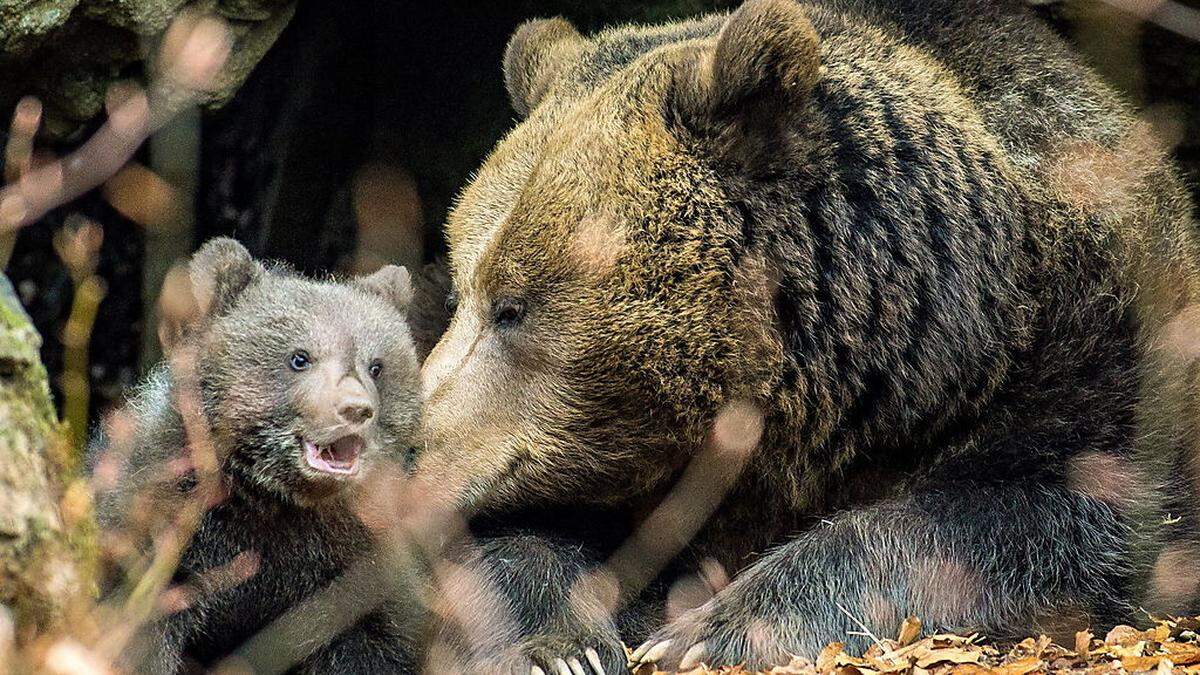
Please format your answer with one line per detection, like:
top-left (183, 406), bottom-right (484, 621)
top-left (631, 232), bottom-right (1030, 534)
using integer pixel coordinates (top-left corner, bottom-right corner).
top-left (0, 0), bottom-right (1197, 426)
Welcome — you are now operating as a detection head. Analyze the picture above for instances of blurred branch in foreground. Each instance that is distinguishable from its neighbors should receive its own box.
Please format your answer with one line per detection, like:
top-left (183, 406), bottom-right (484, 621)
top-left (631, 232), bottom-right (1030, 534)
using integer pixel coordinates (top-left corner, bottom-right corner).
top-left (0, 7), bottom-right (245, 668)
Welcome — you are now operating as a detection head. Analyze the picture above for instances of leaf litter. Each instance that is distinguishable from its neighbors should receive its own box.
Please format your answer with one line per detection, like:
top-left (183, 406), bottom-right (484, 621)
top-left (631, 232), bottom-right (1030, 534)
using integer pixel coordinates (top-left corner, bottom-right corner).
top-left (630, 616), bottom-right (1200, 674)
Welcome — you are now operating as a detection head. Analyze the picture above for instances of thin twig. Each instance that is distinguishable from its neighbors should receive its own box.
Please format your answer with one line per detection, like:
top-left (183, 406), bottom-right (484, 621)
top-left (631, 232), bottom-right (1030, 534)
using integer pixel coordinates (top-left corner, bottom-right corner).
top-left (835, 601), bottom-right (893, 656)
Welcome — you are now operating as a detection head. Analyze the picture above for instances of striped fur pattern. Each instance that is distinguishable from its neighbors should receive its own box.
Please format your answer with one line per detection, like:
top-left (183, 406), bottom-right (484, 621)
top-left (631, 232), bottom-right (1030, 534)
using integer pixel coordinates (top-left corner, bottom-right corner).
top-left (417, 0), bottom-right (1200, 670)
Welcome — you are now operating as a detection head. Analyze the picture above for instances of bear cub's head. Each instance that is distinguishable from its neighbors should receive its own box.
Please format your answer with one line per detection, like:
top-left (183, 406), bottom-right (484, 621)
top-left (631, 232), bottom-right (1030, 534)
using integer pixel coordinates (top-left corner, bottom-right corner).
top-left (176, 237), bottom-right (420, 504)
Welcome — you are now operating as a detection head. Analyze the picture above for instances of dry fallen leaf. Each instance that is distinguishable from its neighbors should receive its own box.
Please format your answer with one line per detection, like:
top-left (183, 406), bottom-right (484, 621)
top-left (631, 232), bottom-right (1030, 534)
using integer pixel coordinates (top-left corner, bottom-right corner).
top-left (898, 617), bottom-right (922, 647)
top-left (639, 616), bottom-right (1200, 674)
top-left (1075, 629), bottom-right (1093, 657)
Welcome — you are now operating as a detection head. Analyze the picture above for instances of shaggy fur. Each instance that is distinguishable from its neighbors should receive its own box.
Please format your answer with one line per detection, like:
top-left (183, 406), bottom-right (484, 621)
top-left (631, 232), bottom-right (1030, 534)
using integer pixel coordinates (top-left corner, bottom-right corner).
top-left (417, 0), bottom-right (1200, 670)
top-left (91, 238), bottom-right (425, 673)
top-left (428, 530), bottom-right (630, 673)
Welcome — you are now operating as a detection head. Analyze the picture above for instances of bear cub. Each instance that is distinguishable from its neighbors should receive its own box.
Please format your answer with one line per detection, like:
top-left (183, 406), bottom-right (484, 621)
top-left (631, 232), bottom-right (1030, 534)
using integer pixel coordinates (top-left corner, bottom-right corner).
top-left (90, 238), bottom-right (425, 674)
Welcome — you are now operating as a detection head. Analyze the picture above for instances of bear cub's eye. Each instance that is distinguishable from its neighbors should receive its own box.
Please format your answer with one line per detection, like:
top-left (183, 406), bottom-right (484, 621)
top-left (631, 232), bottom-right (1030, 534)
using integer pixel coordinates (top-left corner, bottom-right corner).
top-left (289, 350), bottom-right (312, 372)
top-left (368, 360), bottom-right (384, 379)
top-left (492, 297), bottom-right (526, 330)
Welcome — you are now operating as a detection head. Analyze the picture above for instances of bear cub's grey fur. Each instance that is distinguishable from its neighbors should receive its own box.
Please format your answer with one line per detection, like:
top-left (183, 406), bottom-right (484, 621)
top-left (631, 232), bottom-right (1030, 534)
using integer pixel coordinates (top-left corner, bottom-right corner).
top-left (90, 237), bottom-right (425, 673)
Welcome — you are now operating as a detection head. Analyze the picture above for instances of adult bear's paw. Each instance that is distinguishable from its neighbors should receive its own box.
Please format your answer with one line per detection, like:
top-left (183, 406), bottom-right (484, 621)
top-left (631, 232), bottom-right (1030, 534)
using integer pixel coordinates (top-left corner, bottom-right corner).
top-left (512, 631), bottom-right (627, 675)
top-left (432, 533), bottom-right (629, 674)
top-left (444, 629), bottom-right (625, 675)
top-left (629, 584), bottom-right (811, 672)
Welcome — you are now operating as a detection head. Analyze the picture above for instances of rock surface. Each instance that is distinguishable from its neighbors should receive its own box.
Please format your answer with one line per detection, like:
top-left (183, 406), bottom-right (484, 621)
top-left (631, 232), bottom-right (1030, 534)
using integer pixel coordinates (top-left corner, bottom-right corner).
top-left (0, 0), bottom-right (296, 139)
top-left (0, 273), bottom-right (91, 635)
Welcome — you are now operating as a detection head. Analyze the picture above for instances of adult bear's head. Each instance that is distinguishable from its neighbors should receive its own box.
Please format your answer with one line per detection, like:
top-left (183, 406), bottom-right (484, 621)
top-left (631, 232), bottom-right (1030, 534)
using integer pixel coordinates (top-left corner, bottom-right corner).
top-left (416, 0), bottom-right (823, 513)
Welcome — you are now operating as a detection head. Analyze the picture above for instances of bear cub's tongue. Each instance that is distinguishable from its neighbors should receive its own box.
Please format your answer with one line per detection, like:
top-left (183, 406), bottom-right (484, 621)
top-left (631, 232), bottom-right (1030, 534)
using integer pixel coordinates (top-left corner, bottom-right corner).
top-left (304, 436), bottom-right (364, 476)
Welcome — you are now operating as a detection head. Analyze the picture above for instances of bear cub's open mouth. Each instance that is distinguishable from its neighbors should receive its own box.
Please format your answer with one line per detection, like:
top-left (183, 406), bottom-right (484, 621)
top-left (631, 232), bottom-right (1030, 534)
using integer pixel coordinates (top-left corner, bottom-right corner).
top-left (303, 435), bottom-right (365, 476)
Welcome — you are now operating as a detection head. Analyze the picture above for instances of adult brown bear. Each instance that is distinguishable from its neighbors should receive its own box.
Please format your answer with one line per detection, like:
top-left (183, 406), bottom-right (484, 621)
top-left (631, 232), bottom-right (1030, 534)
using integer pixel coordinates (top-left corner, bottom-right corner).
top-left (416, 0), bottom-right (1200, 671)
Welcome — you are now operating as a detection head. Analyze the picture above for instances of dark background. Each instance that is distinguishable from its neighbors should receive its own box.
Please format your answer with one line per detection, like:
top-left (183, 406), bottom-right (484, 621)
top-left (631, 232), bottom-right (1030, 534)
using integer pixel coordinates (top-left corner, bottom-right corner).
top-left (4, 0), bottom-right (1198, 423)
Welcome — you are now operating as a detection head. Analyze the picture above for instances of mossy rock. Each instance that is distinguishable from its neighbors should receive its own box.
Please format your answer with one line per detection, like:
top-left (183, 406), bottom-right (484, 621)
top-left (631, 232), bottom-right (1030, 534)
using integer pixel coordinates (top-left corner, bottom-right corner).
top-left (0, 0), bottom-right (296, 139)
top-left (0, 274), bottom-right (93, 636)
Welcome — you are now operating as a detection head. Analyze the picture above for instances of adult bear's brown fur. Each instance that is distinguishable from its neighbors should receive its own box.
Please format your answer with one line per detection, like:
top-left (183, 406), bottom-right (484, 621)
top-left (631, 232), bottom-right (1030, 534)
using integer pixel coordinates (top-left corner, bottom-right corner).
top-left (417, 0), bottom-right (1200, 670)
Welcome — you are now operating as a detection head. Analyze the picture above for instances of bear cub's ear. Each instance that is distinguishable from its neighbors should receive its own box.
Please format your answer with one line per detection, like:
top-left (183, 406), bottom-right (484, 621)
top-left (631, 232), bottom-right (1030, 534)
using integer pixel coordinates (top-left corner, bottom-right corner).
top-left (354, 265), bottom-right (414, 314)
top-left (189, 237), bottom-right (265, 320)
top-left (671, 0), bottom-right (821, 168)
top-left (503, 16), bottom-right (585, 117)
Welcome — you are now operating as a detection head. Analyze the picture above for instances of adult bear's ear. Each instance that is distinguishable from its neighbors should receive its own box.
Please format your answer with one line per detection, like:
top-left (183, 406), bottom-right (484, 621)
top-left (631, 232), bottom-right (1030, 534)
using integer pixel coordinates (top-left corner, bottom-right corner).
top-left (188, 237), bottom-right (265, 321)
top-left (503, 17), bottom-right (585, 117)
top-left (670, 0), bottom-right (821, 171)
top-left (354, 264), bottom-right (414, 314)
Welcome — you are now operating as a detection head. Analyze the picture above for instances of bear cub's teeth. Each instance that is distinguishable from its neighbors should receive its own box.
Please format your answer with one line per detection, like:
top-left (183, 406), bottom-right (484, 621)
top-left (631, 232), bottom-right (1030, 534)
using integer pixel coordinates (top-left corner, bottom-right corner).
top-left (303, 435), bottom-right (365, 476)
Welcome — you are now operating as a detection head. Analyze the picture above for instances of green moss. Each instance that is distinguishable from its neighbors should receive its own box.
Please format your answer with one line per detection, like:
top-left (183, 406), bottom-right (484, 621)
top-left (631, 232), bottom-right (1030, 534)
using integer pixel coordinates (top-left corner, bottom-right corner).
top-left (0, 275), bottom-right (94, 631)
top-left (0, 278), bottom-right (58, 439)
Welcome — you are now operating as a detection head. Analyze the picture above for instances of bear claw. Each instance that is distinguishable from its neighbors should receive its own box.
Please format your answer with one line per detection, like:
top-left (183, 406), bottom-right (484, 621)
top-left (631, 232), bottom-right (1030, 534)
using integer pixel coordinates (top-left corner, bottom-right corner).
top-left (630, 639), bottom-right (672, 666)
top-left (585, 647), bottom-right (607, 674)
top-left (532, 650), bottom-right (608, 675)
top-left (678, 642), bottom-right (708, 669)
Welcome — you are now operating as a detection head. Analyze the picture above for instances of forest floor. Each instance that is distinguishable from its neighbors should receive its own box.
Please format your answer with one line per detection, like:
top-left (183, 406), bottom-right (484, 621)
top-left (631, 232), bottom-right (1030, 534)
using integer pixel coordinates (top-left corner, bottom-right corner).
top-left (630, 616), bottom-right (1200, 674)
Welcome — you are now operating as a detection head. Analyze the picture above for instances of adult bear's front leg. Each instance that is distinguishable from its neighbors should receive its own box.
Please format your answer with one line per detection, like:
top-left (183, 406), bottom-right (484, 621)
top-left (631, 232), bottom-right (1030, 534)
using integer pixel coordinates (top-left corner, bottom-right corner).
top-left (631, 482), bottom-right (1137, 671)
top-left (431, 533), bottom-right (628, 675)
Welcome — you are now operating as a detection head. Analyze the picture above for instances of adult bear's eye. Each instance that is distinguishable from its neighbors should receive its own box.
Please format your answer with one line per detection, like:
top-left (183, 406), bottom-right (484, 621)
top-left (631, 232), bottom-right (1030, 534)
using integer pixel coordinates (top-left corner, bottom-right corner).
top-left (492, 297), bottom-right (526, 330)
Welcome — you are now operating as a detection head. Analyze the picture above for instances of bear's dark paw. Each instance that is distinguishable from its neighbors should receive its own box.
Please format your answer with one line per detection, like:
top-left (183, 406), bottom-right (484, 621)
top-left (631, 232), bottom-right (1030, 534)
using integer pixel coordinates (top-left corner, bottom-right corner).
top-left (459, 632), bottom-right (626, 675)
top-left (629, 599), bottom-right (800, 671)
top-left (518, 634), bottom-right (626, 675)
